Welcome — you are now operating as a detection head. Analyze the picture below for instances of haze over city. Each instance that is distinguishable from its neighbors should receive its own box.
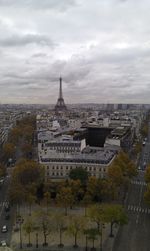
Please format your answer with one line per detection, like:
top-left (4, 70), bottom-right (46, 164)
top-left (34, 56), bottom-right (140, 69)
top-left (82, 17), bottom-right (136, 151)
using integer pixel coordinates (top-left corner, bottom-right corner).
top-left (0, 0), bottom-right (150, 104)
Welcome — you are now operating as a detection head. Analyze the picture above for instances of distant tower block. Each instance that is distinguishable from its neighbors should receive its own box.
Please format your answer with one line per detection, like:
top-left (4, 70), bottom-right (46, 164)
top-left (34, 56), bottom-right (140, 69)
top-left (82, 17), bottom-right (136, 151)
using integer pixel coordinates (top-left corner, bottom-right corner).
top-left (55, 77), bottom-right (67, 112)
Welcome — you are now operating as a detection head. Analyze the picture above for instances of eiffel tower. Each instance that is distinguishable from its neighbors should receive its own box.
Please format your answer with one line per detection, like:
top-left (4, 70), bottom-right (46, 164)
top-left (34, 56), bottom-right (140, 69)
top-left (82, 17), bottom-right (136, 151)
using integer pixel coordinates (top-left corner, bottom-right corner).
top-left (55, 77), bottom-right (67, 112)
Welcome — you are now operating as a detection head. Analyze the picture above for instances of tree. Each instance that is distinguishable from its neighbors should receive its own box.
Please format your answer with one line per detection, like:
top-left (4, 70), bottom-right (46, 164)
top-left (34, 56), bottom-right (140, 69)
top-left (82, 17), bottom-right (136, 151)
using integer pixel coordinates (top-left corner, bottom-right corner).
top-left (86, 177), bottom-right (103, 202)
top-left (2, 142), bottom-right (15, 161)
top-left (56, 187), bottom-right (74, 215)
top-left (108, 151), bottom-right (137, 202)
top-left (9, 116), bottom-right (36, 147)
top-left (23, 218), bottom-right (35, 247)
top-left (101, 179), bottom-right (118, 202)
top-left (34, 209), bottom-right (53, 246)
top-left (25, 190), bottom-right (36, 216)
top-left (88, 204), bottom-right (106, 232)
top-left (0, 163), bottom-right (6, 178)
top-left (11, 159), bottom-right (44, 188)
top-left (43, 191), bottom-right (51, 214)
top-left (85, 228), bottom-right (99, 251)
top-left (140, 123), bottom-right (148, 138)
top-left (23, 125), bottom-right (34, 143)
top-left (145, 166), bottom-right (150, 183)
top-left (81, 193), bottom-right (92, 216)
top-left (144, 184), bottom-right (150, 206)
top-left (21, 143), bottom-right (32, 158)
top-left (114, 151), bottom-right (137, 178)
top-left (69, 167), bottom-right (89, 185)
top-left (10, 159), bottom-right (44, 210)
top-left (105, 204), bottom-right (128, 237)
top-left (9, 127), bottom-right (22, 145)
top-left (9, 183), bottom-right (26, 215)
top-left (68, 179), bottom-right (84, 204)
top-left (67, 215), bottom-right (86, 248)
top-left (54, 213), bottom-right (67, 247)
top-left (108, 164), bottom-right (124, 188)
top-left (145, 166), bottom-right (150, 207)
top-left (133, 142), bottom-right (142, 155)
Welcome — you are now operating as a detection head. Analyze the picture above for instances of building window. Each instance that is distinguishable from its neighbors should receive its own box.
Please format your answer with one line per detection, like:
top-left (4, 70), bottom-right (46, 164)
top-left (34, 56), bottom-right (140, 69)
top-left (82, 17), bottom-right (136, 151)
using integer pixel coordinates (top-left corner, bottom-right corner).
top-left (57, 172), bottom-right (59, 176)
top-left (52, 172), bottom-right (54, 176)
top-left (61, 166), bottom-right (63, 169)
top-left (47, 166), bottom-right (49, 169)
top-left (52, 166), bottom-right (54, 170)
top-left (61, 172), bottom-right (63, 176)
top-left (66, 166), bottom-right (68, 170)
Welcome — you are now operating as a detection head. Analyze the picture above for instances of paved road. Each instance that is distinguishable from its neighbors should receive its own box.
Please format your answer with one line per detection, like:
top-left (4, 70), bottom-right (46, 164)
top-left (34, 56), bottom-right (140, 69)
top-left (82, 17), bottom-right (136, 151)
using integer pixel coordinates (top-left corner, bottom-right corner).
top-left (113, 175), bottom-right (150, 251)
top-left (113, 124), bottom-right (150, 251)
top-left (0, 176), bottom-right (14, 246)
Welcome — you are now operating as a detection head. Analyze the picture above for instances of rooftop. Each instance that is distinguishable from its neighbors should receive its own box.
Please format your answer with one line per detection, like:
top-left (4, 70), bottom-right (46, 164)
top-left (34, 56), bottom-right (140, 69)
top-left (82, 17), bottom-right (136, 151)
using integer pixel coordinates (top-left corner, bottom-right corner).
top-left (40, 146), bottom-right (116, 165)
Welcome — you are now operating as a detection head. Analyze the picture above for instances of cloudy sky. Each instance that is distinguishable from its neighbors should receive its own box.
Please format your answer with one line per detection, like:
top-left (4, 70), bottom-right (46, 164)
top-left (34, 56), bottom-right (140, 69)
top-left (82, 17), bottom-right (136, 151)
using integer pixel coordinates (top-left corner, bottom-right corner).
top-left (0, 0), bottom-right (150, 104)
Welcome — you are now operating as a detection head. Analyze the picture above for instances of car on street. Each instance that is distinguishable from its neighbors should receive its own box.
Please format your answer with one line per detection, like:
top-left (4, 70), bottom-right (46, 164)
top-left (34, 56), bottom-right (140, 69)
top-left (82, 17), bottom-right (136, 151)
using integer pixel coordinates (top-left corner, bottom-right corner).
top-left (143, 141), bottom-right (146, 146)
top-left (1, 225), bottom-right (8, 233)
top-left (0, 177), bottom-right (4, 188)
top-left (0, 177), bottom-right (4, 183)
top-left (0, 240), bottom-right (7, 247)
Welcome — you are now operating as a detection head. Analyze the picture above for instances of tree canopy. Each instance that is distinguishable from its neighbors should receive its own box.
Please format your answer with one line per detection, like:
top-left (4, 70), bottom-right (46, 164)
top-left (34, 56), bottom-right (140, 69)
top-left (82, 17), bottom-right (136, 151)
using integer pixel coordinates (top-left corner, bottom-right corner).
top-left (9, 159), bottom-right (44, 205)
top-left (69, 167), bottom-right (89, 185)
top-left (11, 159), bottom-right (44, 187)
top-left (2, 142), bottom-right (15, 161)
top-left (145, 166), bottom-right (150, 183)
top-left (56, 187), bottom-right (74, 215)
top-left (144, 167), bottom-right (150, 206)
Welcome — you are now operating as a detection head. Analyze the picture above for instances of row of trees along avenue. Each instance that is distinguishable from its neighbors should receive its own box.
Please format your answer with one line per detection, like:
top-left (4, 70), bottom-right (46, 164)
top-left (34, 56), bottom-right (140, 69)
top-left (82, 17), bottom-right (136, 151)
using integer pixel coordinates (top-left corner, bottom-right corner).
top-left (20, 203), bottom-right (127, 249)
top-left (9, 158), bottom-right (44, 215)
top-left (1, 115), bottom-right (36, 163)
top-left (144, 166), bottom-right (150, 205)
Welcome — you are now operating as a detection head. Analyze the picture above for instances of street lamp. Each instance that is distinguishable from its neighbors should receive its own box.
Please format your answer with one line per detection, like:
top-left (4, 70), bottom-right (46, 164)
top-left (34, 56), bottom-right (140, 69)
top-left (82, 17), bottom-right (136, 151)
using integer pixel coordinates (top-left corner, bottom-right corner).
top-left (84, 230), bottom-right (89, 251)
top-left (85, 234), bottom-right (88, 251)
top-left (100, 223), bottom-right (103, 251)
top-left (19, 221), bottom-right (23, 249)
top-left (36, 233), bottom-right (38, 248)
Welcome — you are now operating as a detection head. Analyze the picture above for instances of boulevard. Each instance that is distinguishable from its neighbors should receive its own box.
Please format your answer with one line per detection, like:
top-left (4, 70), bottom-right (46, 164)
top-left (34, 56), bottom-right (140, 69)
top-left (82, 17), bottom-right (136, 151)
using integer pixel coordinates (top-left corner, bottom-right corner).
top-left (0, 176), bottom-right (13, 246)
top-left (113, 173), bottom-right (150, 251)
top-left (113, 123), bottom-right (150, 251)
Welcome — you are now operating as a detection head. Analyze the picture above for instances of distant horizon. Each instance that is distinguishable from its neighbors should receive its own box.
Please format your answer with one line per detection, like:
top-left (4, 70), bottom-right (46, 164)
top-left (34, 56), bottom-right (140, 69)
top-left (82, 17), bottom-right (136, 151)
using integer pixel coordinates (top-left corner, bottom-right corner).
top-left (0, 102), bottom-right (150, 106)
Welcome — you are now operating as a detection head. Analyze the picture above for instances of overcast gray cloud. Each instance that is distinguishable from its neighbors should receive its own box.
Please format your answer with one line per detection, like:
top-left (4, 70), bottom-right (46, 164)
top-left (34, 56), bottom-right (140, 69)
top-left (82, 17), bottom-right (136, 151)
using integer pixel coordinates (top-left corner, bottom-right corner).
top-left (0, 33), bottom-right (55, 47)
top-left (0, 0), bottom-right (77, 10)
top-left (0, 0), bottom-right (150, 104)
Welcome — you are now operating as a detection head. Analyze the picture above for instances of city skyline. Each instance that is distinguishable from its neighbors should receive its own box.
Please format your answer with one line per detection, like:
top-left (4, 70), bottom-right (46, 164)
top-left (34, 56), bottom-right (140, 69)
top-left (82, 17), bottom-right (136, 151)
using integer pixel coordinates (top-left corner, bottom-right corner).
top-left (0, 0), bottom-right (150, 104)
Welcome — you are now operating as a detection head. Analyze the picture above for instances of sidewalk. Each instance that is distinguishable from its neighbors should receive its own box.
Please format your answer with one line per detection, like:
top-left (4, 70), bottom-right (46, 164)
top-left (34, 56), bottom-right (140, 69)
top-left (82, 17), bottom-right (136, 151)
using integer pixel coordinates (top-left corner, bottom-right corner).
top-left (103, 226), bottom-right (119, 251)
